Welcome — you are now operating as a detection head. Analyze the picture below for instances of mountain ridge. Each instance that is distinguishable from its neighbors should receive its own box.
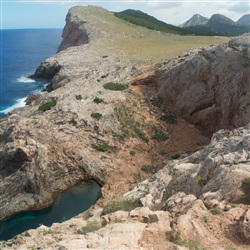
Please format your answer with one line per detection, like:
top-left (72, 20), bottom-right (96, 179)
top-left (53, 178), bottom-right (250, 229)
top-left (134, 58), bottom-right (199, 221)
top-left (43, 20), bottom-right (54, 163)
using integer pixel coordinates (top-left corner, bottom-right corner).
top-left (179, 12), bottom-right (249, 36)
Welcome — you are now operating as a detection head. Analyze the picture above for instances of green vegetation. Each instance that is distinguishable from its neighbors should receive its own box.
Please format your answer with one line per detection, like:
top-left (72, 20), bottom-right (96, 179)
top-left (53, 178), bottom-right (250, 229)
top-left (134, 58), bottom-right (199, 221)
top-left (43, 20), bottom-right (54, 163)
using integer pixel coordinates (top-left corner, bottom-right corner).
top-left (141, 165), bottom-right (157, 174)
top-left (172, 233), bottom-right (205, 250)
top-left (91, 144), bottom-right (116, 154)
top-left (240, 178), bottom-right (250, 204)
top-left (75, 94), bottom-right (82, 100)
top-left (101, 198), bottom-right (141, 216)
top-left (160, 112), bottom-right (176, 124)
top-left (114, 106), bottom-right (149, 143)
top-left (93, 97), bottom-right (106, 104)
top-left (197, 176), bottom-right (206, 186)
top-left (171, 154), bottom-right (181, 160)
top-left (210, 208), bottom-right (222, 215)
top-left (133, 172), bottom-right (142, 183)
top-left (91, 112), bottom-right (102, 120)
top-left (38, 101), bottom-right (57, 112)
top-left (130, 150), bottom-right (136, 156)
top-left (152, 131), bottom-right (168, 141)
top-left (114, 9), bottom-right (187, 35)
top-left (81, 220), bottom-right (102, 234)
top-left (202, 216), bottom-right (209, 223)
top-left (103, 82), bottom-right (128, 91)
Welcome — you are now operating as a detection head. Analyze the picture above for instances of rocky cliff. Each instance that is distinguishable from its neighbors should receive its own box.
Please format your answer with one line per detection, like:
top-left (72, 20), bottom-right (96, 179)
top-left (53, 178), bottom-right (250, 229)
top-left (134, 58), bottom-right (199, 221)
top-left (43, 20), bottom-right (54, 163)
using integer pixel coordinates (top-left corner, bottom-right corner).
top-left (156, 33), bottom-right (250, 134)
top-left (0, 5), bottom-right (249, 250)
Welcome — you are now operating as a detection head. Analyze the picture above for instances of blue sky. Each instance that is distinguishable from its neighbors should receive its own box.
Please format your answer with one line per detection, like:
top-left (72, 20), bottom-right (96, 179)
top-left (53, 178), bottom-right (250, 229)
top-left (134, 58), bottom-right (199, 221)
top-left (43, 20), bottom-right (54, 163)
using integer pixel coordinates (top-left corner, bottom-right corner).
top-left (1, 0), bottom-right (249, 29)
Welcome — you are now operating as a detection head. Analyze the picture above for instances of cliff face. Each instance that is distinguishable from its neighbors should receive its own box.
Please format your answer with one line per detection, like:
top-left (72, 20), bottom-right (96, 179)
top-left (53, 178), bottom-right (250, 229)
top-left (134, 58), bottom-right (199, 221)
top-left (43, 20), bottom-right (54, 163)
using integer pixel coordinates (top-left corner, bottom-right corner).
top-left (57, 7), bottom-right (89, 52)
top-left (0, 5), bottom-right (250, 249)
top-left (156, 33), bottom-right (250, 134)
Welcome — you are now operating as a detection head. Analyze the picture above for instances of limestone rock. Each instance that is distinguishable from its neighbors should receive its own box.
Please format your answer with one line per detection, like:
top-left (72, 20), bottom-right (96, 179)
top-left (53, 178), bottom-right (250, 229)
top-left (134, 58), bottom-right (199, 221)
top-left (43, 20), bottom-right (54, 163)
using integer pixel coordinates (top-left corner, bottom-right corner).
top-left (57, 6), bottom-right (90, 52)
top-left (156, 33), bottom-right (250, 133)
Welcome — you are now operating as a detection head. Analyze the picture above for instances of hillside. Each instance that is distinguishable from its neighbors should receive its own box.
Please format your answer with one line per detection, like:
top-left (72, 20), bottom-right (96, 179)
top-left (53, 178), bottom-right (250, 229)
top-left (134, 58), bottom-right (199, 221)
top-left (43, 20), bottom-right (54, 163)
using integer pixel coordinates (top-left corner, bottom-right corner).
top-left (0, 5), bottom-right (250, 250)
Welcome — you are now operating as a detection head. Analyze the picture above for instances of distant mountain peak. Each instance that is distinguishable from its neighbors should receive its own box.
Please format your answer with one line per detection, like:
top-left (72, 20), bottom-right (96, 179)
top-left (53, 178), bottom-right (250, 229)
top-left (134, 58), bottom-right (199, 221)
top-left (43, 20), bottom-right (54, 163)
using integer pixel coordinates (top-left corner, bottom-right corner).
top-left (179, 14), bottom-right (208, 27)
top-left (208, 14), bottom-right (236, 26)
top-left (236, 14), bottom-right (250, 27)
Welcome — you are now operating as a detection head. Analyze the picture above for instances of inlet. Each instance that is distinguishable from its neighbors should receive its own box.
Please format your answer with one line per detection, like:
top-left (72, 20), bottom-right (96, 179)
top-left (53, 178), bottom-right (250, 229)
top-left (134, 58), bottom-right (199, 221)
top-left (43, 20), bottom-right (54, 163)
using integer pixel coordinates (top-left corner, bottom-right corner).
top-left (0, 181), bottom-right (101, 241)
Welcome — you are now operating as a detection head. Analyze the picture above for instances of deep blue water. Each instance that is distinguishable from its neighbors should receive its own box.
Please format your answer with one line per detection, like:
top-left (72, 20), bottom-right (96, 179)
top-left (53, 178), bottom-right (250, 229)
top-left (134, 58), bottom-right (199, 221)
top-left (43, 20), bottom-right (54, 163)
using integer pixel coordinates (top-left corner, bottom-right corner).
top-left (0, 29), bottom-right (62, 117)
top-left (0, 182), bottom-right (101, 241)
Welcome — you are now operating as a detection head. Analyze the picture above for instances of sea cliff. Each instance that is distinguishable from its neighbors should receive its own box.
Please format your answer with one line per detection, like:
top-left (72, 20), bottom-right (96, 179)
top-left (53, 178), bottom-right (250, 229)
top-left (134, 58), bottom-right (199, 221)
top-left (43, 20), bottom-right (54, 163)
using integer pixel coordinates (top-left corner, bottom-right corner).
top-left (0, 5), bottom-right (249, 249)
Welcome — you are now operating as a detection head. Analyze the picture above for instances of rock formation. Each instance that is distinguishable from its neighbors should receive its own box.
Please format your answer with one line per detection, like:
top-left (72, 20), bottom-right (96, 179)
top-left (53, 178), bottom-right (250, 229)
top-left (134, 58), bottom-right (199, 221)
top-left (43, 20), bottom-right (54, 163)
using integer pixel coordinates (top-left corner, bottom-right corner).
top-left (156, 33), bottom-right (250, 134)
top-left (0, 5), bottom-right (250, 250)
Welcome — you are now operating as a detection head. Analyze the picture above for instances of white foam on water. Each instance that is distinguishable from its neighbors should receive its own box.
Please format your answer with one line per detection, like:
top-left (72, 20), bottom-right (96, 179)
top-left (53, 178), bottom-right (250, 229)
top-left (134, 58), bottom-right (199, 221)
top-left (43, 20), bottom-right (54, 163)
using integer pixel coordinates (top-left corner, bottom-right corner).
top-left (1, 97), bottom-right (27, 114)
top-left (16, 76), bottom-right (35, 83)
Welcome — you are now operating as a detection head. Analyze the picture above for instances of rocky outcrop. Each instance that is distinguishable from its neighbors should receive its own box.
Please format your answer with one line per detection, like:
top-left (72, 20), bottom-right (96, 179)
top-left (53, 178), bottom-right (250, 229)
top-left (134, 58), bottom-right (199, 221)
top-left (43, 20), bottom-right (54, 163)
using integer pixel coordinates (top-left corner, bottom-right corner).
top-left (1, 5), bottom-right (250, 249)
top-left (156, 33), bottom-right (250, 134)
top-left (124, 123), bottom-right (250, 207)
top-left (57, 7), bottom-right (89, 52)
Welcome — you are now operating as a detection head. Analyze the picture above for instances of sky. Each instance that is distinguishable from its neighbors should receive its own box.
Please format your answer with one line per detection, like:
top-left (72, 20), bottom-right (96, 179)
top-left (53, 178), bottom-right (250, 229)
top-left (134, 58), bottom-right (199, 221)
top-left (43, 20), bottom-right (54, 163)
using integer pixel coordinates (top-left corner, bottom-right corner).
top-left (0, 0), bottom-right (249, 29)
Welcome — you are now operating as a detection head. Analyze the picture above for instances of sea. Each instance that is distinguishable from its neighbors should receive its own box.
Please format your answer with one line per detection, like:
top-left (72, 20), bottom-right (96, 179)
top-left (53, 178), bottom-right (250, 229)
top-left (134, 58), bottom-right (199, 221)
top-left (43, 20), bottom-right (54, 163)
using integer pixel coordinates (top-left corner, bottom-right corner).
top-left (0, 29), bottom-right (62, 118)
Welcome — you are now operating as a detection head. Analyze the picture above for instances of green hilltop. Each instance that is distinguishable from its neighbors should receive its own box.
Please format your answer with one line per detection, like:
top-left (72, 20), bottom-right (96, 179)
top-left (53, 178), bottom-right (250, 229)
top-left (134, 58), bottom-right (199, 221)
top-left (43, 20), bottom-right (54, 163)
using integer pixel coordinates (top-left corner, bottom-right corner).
top-left (114, 9), bottom-right (217, 36)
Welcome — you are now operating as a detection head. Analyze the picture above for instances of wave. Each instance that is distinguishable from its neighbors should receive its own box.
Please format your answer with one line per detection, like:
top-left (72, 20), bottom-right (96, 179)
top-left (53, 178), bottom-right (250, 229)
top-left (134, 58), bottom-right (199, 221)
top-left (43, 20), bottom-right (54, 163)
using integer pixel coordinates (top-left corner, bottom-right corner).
top-left (16, 76), bottom-right (35, 83)
top-left (1, 97), bottom-right (27, 114)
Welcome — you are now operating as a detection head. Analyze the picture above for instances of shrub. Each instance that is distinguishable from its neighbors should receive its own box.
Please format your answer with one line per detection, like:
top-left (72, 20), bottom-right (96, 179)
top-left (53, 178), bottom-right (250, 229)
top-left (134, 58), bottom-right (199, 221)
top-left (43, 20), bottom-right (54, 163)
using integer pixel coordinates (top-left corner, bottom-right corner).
top-left (160, 112), bottom-right (176, 124)
top-left (202, 216), bottom-right (209, 223)
top-left (103, 82), bottom-right (128, 91)
top-left (210, 208), bottom-right (222, 215)
top-left (197, 176), bottom-right (206, 186)
top-left (152, 131), bottom-right (168, 141)
top-left (240, 178), bottom-right (250, 204)
top-left (93, 97), bottom-right (105, 104)
top-left (141, 165), bottom-right (157, 174)
top-left (101, 198), bottom-right (141, 216)
top-left (171, 154), bottom-right (180, 160)
top-left (91, 113), bottom-right (102, 120)
top-left (91, 144), bottom-right (115, 153)
top-left (38, 101), bottom-right (57, 111)
top-left (75, 94), bottom-right (82, 100)
top-left (130, 150), bottom-right (136, 156)
top-left (134, 172), bottom-right (142, 183)
top-left (81, 220), bottom-right (102, 234)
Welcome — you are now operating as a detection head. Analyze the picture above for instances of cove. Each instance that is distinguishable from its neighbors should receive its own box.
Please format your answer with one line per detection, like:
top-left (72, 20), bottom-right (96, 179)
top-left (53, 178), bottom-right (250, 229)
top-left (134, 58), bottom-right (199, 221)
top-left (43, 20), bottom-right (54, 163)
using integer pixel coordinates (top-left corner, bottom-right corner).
top-left (0, 181), bottom-right (100, 241)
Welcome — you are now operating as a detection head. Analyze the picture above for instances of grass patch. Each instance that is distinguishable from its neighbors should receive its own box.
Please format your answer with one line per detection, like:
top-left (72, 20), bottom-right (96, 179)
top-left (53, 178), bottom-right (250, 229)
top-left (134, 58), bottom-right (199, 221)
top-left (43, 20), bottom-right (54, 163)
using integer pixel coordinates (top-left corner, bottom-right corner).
top-left (172, 233), bottom-right (205, 250)
top-left (81, 220), bottom-right (102, 235)
top-left (103, 82), bottom-right (128, 91)
top-left (93, 97), bottom-right (106, 104)
top-left (210, 208), bottom-right (222, 215)
top-left (38, 101), bottom-right (57, 112)
top-left (101, 198), bottom-right (141, 216)
top-left (114, 106), bottom-right (149, 143)
top-left (91, 144), bottom-right (116, 153)
top-left (152, 131), bottom-right (168, 141)
top-left (75, 94), bottom-right (82, 100)
top-left (91, 112), bottom-right (102, 120)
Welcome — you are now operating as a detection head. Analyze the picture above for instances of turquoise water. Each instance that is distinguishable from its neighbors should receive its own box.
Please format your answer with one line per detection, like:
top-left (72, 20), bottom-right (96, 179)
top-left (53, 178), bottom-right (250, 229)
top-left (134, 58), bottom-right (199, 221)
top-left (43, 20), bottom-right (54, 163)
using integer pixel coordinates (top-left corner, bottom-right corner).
top-left (0, 181), bottom-right (101, 241)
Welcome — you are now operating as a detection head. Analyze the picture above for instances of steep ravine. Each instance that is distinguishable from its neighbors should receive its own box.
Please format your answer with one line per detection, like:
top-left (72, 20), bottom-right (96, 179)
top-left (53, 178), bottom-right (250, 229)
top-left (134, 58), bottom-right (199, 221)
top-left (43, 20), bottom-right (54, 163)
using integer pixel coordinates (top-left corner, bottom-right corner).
top-left (0, 5), bottom-right (250, 249)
